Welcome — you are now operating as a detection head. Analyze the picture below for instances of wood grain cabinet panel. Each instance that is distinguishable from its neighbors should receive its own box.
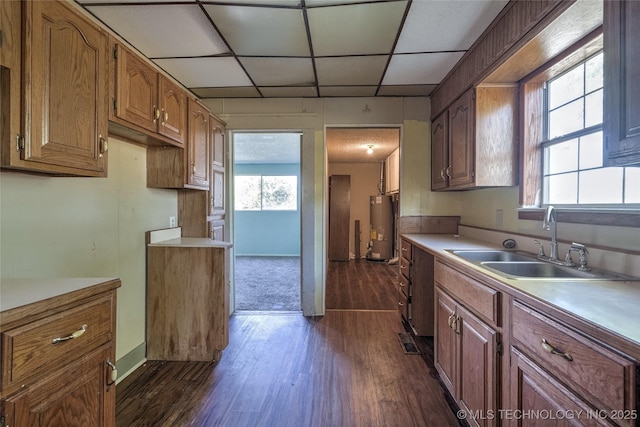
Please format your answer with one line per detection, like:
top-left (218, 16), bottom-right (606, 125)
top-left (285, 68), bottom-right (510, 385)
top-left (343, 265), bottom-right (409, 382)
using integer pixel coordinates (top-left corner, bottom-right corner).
top-left (511, 300), bottom-right (637, 426)
top-left (399, 239), bottom-right (433, 337)
top-left (2, 0), bottom-right (109, 176)
top-left (431, 86), bottom-right (518, 191)
top-left (434, 260), bottom-right (501, 427)
top-left (604, 0), bottom-right (640, 166)
top-left (0, 279), bottom-right (119, 427)
top-left (111, 43), bottom-right (187, 147)
top-left (147, 98), bottom-right (210, 190)
top-left (146, 244), bottom-right (228, 361)
top-left (435, 288), bottom-right (498, 427)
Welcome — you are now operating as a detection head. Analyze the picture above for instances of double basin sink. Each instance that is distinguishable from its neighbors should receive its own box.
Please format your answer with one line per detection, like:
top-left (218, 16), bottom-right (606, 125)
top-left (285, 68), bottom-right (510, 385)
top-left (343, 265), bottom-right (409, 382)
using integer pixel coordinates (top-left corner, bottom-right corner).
top-left (448, 249), bottom-right (635, 281)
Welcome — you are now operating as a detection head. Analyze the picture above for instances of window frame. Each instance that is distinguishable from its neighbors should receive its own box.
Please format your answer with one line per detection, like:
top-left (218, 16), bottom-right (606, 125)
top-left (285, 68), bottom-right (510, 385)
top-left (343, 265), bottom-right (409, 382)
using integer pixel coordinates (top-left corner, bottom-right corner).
top-left (517, 28), bottom-right (640, 227)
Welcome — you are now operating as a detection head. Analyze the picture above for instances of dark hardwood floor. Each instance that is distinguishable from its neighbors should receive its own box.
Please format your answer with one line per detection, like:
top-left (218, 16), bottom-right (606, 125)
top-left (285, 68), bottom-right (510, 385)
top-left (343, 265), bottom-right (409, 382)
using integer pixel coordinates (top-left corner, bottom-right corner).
top-left (116, 260), bottom-right (460, 427)
top-left (326, 259), bottom-right (399, 310)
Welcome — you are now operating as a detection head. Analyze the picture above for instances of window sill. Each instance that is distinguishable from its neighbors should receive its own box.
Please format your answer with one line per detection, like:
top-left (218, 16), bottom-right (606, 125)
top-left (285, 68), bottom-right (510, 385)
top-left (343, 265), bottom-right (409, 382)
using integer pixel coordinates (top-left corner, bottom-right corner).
top-left (517, 207), bottom-right (640, 227)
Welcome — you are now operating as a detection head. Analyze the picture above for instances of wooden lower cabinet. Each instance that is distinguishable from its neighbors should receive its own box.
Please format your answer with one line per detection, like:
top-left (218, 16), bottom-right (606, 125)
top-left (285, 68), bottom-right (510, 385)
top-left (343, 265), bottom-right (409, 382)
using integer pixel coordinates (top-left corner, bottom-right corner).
top-left (146, 238), bottom-right (229, 361)
top-left (0, 279), bottom-right (120, 427)
top-left (3, 346), bottom-right (115, 427)
top-left (510, 300), bottom-right (637, 427)
top-left (398, 240), bottom-right (434, 336)
top-left (510, 347), bottom-right (614, 427)
top-left (435, 288), bottom-right (499, 427)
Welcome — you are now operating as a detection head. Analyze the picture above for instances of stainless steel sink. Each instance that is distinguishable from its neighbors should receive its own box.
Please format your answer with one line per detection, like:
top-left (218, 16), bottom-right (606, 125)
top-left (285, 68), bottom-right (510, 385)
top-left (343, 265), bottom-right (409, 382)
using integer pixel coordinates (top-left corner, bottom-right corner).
top-left (449, 250), bottom-right (534, 262)
top-left (447, 249), bottom-right (636, 281)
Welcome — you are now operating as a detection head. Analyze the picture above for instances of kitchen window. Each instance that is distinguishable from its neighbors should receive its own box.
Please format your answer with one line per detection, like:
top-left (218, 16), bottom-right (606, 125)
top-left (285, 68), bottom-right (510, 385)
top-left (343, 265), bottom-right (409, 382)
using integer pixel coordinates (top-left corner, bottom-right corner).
top-left (542, 51), bottom-right (640, 206)
top-left (235, 175), bottom-right (298, 211)
top-left (519, 31), bottom-right (640, 226)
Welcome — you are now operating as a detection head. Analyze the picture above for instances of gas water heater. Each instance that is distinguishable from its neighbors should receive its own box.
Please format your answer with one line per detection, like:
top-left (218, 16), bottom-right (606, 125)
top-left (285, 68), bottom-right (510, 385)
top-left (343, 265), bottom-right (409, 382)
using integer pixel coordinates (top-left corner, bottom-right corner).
top-left (368, 195), bottom-right (393, 260)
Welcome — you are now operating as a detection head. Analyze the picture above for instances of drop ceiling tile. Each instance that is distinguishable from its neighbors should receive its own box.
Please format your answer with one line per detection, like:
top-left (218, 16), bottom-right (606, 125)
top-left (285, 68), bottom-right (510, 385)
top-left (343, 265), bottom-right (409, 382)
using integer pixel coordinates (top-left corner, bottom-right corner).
top-left (307, 2), bottom-right (407, 56)
top-left (319, 86), bottom-right (377, 97)
top-left (377, 84), bottom-right (437, 97)
top-left (316, 56), bottom-right (388, 86)
top-left (78, 0), bottom-right (193, 3)
top-left (153, 57), bottom-right (252, 88)
top-left (86, 4), bottom-right (228, 58)
top-left (259, 87), bottom-right (318, 97)
top-left (306, 0), bottom-right (387, 5)
top-left (382, 52), bottom-right (465, 85)
top-left (239, 58), bottom-right (315, 86)
top-left (203, 4), bottom-right (308, 56)
top-left (395, 0), bottom-right (508, 53)
top-left (191, 87), bottom-right (261, 98)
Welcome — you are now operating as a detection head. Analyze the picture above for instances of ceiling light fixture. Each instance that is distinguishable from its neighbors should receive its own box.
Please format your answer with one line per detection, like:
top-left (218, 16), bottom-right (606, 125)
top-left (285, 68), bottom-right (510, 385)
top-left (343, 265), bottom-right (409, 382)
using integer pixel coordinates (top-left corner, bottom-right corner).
top-left (367, 144), bottom-right (374, 154)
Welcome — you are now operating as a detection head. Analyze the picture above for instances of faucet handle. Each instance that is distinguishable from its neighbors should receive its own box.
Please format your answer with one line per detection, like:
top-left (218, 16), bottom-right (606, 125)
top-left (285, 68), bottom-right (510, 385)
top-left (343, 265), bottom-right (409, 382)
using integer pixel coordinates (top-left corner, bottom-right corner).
top-left (570, 242), bottom-right (590, 271)
top-left (533, 240), bottom-right (545, 257)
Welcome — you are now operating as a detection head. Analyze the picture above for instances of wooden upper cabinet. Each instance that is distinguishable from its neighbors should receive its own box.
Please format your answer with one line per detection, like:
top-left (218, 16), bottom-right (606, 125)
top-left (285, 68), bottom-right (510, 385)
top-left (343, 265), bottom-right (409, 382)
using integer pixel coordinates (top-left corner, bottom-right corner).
top-left (3, 0), bottom-right (109, 176)
top-left (448, 90), bottom-right (475, 189)
top-left (187, 98), bottom-right (210, 189)
top-left (210, 116), bottom-right (226, 217)
top-left (431, 111), bottom-right (449, 190)
top-left (431, 86), bottom-right (517, 191)
top-left (604, 0), bottom-right (640, 166)
top-left (111, 43), bottom-right (186, 146)
top-left (158, 76), bottom-right (187, 144)
top-left (114, 45), bottom-right (157, 134)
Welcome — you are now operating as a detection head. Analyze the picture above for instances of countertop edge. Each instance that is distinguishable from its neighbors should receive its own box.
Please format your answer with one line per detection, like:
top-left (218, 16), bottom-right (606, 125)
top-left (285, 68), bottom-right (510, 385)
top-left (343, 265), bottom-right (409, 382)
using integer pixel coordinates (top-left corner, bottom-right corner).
top-left (401, 233), bottom-right (640, 357)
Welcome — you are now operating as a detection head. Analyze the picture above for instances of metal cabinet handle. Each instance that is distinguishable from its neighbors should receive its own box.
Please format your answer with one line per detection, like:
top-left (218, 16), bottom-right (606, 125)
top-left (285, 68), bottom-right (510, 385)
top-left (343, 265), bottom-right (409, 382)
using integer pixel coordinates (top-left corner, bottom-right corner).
top-left (153, 106), bottom-right (160, 123)
top-left (445, 166), bottom-right (451, 177)
top-left (440, 168), bottom-right (445, 180)
top-left (52, 324), bottom-right (87, 344)
top-left (448, 312), bottom-right (455, 327)
top-left (106, 358), bottom-right (118, 386)
top-left (99, 135), bottom-right (108, 157)
top-left (541, 338), bottom-right (573, 361)
top-left (191, 163), bottom-right (196, 174)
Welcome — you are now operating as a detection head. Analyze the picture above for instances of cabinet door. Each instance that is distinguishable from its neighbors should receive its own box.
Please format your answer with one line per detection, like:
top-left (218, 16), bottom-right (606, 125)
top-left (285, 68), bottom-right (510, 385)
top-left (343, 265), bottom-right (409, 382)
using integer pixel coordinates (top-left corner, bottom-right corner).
top-left (0, 0), bottom-right (21, 168)
top-left (457, 304), bottom-right (498, 427)
top-left (210, 118), bottom-right (226, 217)
top-left (604, 0), bottom-right (640, 166)
top-left (410, 247), bottom-right (434, 336)
top-left (158, 75), bottom-right (187, 144)
top-left (448, 89), bottom-right (475, 188)
top-left (434, 289), bottom-right (458, 399)
top-left (114, 44), bottom-right (157, 134)
top-left (510, 348), bottom-right (612, 427)
top-left (187, 98), bottom-right (210, 189)
top-left (3, 346), bottom-right (115, 427)
top-left (22, 0), bottom-right (108, 176)
top-left (431, 111), bottom-right (449, 190)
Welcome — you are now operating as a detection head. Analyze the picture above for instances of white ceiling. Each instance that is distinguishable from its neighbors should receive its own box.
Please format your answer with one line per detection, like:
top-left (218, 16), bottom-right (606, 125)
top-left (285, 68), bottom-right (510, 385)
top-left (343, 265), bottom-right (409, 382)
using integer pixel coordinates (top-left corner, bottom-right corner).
top-left (78, 0), bottom-right (509, 99)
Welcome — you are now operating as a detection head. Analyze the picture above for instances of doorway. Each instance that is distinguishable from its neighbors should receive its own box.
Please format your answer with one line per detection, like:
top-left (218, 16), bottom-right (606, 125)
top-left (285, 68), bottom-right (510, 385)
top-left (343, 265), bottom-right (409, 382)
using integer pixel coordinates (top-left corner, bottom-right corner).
top-left (325, 126), bottom-right (401, 310)
top-left (232, 132), bottom-right (302, 311)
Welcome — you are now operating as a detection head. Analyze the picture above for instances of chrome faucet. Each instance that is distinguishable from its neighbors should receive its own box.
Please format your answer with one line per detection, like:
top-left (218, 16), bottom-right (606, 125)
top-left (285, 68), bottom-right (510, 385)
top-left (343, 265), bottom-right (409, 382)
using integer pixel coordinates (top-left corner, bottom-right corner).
top-left (542, 205), bottom-right (559, 261)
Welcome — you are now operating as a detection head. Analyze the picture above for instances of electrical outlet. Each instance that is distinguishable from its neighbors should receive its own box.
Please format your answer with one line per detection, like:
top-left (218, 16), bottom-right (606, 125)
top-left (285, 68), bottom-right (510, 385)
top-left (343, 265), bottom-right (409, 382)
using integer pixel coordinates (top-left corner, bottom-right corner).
top-left (495, 209), bottom-right (503, 227)
top-left (169, 216), bottom-right (176, 228)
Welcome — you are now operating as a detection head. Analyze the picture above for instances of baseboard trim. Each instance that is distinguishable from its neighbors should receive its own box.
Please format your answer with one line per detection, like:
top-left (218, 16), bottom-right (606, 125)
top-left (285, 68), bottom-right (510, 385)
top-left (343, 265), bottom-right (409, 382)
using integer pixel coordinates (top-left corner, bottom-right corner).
top-left (116, 341), bottom-right (147, 384)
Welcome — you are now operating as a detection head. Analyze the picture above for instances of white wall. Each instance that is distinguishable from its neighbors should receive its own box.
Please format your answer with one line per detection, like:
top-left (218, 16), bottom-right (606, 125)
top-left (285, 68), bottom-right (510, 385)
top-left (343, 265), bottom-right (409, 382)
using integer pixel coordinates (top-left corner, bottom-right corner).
top-left (0, 137), bottom-right (177, 364)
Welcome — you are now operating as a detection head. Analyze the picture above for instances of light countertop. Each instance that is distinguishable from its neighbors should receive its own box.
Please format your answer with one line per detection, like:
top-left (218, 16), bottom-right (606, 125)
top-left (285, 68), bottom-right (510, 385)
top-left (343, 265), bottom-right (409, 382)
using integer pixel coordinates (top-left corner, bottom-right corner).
top-left (402, 233), bottom-right (640, 347)
top-left (0, 277), bottom-right (120, 312)
top-left (148, 237), bottom-right (233, 248)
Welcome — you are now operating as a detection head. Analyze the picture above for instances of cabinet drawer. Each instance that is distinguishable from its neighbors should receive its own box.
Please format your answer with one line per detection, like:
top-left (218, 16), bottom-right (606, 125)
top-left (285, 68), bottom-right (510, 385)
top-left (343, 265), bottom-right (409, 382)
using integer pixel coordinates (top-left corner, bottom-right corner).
top-left (434, 261), bottom-right (500, 325)
top-left (399, 274), bottom-right (410, 296)
top-left (512, 301), bottom-right (636, 417)
top-left (2, 294), bottom-right (114, 391)
top-left (400, 256), bottom-right (412, 280)
top-left (400, 240), bottom-right (412, 260)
